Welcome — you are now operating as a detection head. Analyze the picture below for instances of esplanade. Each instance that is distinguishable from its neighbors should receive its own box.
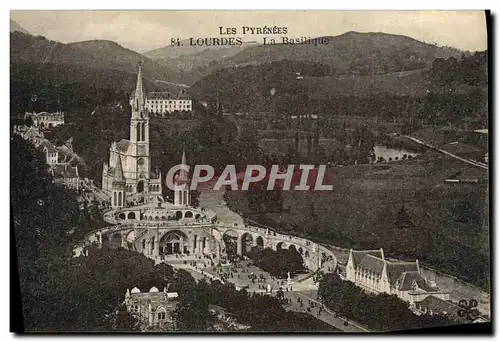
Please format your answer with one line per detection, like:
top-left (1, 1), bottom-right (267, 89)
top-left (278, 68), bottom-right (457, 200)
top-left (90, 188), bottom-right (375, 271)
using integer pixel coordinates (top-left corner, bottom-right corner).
top-left (74, 200), bottom-right (337, 273)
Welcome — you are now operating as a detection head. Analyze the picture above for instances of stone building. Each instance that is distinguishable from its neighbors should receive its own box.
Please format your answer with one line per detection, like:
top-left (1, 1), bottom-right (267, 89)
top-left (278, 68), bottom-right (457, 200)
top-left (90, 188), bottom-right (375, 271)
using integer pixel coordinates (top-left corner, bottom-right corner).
top-left (18, 125), bottom-right (44, 146)
top-left (173, 149), bottom-right (191, 207)
top-left (125, 286), bottom-right (178, 328)
top-left (144, 89), bottom-right (192, 115)
top-left (51, 163), bottom-right (80, 191)
top-left (102, 64), bottom-right (162, 206)
top-left (40, 139), bottom-right (59, 165)
top-left (25, 111), bottom-right (65, 128)
top-left (345, 248), bottom-right (450, 305)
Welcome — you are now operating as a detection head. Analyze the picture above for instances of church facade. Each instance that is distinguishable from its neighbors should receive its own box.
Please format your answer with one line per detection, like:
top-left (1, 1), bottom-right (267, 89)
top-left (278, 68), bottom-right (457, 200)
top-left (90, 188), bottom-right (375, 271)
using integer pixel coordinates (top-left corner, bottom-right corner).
top-left (102, 65), bottom-right (162, 207)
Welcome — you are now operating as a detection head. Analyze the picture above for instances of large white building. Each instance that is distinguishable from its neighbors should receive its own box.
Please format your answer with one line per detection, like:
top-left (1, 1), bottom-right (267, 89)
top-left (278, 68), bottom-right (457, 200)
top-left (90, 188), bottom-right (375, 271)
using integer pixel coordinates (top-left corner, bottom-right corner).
top-left (102, 65), bottom-right (162, 207)
top-left (345, 248), bottom-right (450, 305)
top-left (25, 111), bottom-right (65, 128)
top-left (142, 90), bottom-right (192, 116)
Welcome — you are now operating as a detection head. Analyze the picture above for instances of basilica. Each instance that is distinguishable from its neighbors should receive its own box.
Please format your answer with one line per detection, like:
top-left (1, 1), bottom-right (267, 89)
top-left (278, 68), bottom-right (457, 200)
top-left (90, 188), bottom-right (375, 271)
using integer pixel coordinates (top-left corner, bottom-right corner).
top-left (84, 65), bottom-right (331, 276)
top-left (102, 65), bottom-right (163, 207)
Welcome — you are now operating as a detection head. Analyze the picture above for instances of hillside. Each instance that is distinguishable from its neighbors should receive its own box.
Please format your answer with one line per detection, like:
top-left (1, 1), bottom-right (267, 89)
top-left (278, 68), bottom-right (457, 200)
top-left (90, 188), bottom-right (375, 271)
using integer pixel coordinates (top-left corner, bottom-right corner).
top-left (190, 64), bottom-right (437, 102)
top-left (189, 32), bottom-right (469, 103)
top-left (10, 32), bottom-right (188, 85)
top-left (304, 69), bottom-right (481, 99)
top-left (226, 32), bottom-right (464, 72)
top-left (155, 45), bottom-right (255, 74)
top-left (10, 19), bottom-right (30, 34)
top-left (190, 51), bottom-right (487, 128)
top-left (146, 41), bottom-right (260, 85)
top-left (145, 39), bottom-right (258, 60)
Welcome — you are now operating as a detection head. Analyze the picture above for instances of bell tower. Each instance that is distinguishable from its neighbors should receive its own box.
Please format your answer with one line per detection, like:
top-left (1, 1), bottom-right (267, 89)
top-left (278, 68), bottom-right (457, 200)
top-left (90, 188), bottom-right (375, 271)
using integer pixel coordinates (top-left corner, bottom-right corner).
top-left (129, 62), bottom-right (150, 192)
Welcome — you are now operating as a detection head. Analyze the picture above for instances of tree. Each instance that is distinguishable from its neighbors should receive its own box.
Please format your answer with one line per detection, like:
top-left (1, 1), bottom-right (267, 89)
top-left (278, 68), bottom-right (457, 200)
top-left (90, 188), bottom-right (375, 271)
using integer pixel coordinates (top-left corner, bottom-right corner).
top-left (173, 280), bottom-right (211, 332)
top-left (454, 200), bottom-right (481, 225)
top-left (247, 247), bottom-right (305, 278)
top-left (318, 273), bottom-right (457, 331)
top-left (395, 204), bottom-right (415, 230)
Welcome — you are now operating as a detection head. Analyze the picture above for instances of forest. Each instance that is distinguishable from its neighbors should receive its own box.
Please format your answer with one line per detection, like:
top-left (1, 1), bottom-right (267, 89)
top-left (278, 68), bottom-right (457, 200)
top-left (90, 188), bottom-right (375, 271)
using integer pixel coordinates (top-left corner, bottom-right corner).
top-left (11, 135), bottom-right (336, 332)
top-left (318, 273), bottom-right (457, 332)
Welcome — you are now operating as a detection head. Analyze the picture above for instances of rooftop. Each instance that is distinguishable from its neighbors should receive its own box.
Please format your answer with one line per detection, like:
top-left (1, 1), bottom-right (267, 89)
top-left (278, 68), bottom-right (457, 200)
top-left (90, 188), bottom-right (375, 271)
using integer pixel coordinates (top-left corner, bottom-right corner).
top-left (115, 139), bottom-right (131, 154)
top-left (52, 163), bottom-right (79, 178)
top-left (147, 90), bottom-right (190, 100)
top-left (40, 139), bottom-right (58, 153)
top-left (351, 249), bottom-right (384, 267)
top-left (358, 254), bottom-right (385, 274)
top-left (26, 111), bottom-right (64, 117)
top-left (386, 262), bottom-right (419, 285)
top-left (397, 271), bottom-right (438, 292)
top-left (415, 296), bottom-right (465, 322)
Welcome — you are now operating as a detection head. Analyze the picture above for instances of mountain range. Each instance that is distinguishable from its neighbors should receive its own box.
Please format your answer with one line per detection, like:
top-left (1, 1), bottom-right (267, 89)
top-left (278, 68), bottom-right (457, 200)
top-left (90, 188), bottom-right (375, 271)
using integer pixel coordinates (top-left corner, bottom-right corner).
top-left (144, 39), bottom-right (259, 59)
top-left (11, 29), bottom-right (475, 109)
top-left (10, 32), bottom-right (184, 83)
top-left (145, 32), bottom-right (465, 83)
top-left (10, 19), bottom-right (30, 34)
top-left (144, 40), bottom-right (260, 76)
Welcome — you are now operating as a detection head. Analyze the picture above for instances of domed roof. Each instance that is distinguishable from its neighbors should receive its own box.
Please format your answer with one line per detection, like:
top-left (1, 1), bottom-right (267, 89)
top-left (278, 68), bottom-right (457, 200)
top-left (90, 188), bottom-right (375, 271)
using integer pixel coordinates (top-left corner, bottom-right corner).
top-left (131, 287), bottom-right (140, 294)
top-left (149, 286), bottom-right (159, 292)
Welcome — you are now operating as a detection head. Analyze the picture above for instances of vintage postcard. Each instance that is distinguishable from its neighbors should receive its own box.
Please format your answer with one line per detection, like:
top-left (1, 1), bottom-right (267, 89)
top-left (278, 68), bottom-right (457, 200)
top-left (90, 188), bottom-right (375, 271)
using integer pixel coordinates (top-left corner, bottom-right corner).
top-left (10, 10), bottom-right (490, 333)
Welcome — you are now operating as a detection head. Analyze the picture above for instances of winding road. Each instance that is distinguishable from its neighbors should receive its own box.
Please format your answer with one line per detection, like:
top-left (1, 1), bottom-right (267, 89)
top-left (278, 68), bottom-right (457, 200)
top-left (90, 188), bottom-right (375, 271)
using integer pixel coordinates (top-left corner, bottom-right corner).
top-left (193, 180), bottom-right (368, 332)
top-left (404, 135), bottom-right (488, 170)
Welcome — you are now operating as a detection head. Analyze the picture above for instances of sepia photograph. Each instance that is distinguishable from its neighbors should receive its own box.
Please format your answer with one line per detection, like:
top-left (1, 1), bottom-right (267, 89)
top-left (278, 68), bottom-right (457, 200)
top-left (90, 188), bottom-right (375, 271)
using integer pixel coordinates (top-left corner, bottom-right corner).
top-left (9, 9), bottom-right (490, 334)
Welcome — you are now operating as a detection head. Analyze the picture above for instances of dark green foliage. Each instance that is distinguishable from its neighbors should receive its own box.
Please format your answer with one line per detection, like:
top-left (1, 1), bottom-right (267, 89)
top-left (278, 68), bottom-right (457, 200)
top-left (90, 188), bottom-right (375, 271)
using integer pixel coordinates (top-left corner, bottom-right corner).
top-left (318, 273), bottom-right (456, 332)
top-left (431, 52), bottom-right (488, 87)
top-left (172, 279), bottom-right (211, 331)
top-left (186, 279), bottom-right (337, 332)
top-left (395, 204), bottom-right (415, 230)
top-left (190, 51), bottom-right (487, 130)
top-left (247, 180), bottom-right (283, 213)
top-left (246, 247), bottom-right (306, 278)
top-left (11, 136), bottom-right (178, 331)
top-left (454, 200), bottom-right (481, 225)
top-left (11, 135), bottom-right (79, 258)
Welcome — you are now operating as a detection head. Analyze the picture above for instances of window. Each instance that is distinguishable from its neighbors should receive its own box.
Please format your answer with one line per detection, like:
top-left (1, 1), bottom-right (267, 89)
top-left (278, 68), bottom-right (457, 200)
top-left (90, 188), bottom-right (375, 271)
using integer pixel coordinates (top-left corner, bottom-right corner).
top-left (158, 312), bottom-right (166, 320)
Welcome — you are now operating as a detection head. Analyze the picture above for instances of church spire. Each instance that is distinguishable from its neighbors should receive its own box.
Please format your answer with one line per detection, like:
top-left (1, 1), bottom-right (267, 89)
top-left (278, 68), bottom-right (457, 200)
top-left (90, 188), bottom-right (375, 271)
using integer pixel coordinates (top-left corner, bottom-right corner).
top-left (135, 62), bottom-right (145, 101)
top-left (114, 155), bottom-right (125, 183)
top-left (179, 148), bottom-right (188, 182)
top-left (131, 62), bottom-right (145, 117)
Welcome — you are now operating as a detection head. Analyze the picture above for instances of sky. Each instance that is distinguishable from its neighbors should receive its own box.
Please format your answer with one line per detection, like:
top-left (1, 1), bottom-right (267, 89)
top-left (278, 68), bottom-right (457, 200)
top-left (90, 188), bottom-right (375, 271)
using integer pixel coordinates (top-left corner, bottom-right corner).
top-left (10, 10), bottom-right (487, 53)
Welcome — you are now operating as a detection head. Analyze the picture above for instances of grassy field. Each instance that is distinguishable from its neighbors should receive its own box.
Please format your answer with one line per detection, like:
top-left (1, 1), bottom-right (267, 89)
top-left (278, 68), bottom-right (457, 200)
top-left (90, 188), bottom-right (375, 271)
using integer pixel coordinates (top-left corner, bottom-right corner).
top-left (226, 152), bottom-right (489, 289)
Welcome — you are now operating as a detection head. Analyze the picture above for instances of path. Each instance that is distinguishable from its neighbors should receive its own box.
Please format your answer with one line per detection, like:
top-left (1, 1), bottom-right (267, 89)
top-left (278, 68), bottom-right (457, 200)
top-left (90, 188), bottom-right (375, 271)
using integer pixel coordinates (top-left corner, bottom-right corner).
top-left (81, 178), bottom-right (109, 203)
top-left (197, 181), bottom-right (245, 226)
top-left (283, 291), bottom-right (370, 332)
top-left (172, 261), bottom-right (367, 332)
top-left (154, 79), bottom-right (190, 88)
top-left (194, 181), bottom-right (371, 331)
top-left (405, 135), bottom-right (488, 170)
